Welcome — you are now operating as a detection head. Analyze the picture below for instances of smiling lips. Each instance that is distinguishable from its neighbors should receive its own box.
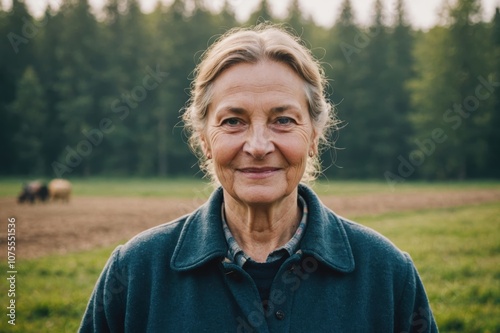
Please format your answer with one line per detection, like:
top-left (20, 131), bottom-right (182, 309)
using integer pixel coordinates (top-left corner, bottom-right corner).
top-left (237, 167), bottom-right (281, 179)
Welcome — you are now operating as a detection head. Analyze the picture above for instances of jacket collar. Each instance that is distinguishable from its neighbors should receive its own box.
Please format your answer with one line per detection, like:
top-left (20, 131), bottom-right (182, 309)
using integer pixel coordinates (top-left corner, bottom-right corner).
top-left (171, 184), bottom-right (355, 273)
top-left (297, 184), bottom-right (355, 272)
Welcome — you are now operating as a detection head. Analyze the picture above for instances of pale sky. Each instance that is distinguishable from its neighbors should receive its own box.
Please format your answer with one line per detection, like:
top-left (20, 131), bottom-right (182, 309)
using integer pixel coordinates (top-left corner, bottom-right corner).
top-left (5, 0), bottom-right (500, 29)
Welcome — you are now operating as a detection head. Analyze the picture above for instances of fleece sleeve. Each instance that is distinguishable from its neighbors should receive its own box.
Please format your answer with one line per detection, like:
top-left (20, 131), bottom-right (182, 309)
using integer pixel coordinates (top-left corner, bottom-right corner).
top-left (395, 253), bottom-right (439, 333)
top-left (78, 246), bottom-right (127, 333)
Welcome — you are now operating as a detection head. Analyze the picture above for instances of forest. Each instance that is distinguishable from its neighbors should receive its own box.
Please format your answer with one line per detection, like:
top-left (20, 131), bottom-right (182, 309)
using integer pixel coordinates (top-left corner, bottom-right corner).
top-left (1, 0), bottom-right (499, 181)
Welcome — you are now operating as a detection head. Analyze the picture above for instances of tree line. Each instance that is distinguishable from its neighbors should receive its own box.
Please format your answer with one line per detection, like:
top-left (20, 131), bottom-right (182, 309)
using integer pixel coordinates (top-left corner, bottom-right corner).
top-left (1, 0), bottom-right (499, 181)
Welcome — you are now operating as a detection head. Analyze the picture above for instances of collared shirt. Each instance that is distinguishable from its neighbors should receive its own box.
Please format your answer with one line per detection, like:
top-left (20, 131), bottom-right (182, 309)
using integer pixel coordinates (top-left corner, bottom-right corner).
top-left (221, 195), bottom-right (308, 267)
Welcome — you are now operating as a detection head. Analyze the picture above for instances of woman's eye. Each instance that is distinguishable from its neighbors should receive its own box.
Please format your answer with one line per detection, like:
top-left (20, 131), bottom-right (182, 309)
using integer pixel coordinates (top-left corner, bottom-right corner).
top-left (222, 118), bottom-right (241, 126)
top-left (276, 117), bottom-right (294, 125)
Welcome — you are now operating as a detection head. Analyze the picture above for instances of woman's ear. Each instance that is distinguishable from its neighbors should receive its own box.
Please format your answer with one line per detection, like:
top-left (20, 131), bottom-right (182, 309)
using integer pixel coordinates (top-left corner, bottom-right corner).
top-left (310, 130), bottom-right (320, 156)
top-left (200, 135), bottom-right (212, 159)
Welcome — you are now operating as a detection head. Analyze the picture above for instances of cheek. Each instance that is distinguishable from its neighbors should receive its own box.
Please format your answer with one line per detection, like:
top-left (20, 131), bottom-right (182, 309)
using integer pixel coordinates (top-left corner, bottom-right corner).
top-left (282, 145), bottom-right (307, 165)
top-left (209, 131), bottom-right (243, 164)
top-left (278, 144), bottom-right (309, 180)
top-left (278, 131), bottom-right (312, 162)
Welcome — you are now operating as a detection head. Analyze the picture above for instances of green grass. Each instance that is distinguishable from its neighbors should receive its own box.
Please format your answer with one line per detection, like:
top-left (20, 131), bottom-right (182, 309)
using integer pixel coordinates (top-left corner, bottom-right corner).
top-left (0, 203), bottom-right (498, 332)
top-left (0, 247), bottom-right (116, 332)
top-left (359, 203), bottom-right (500, 332)
top-left (2, 176), bottom-right (499, 198)
top-left (312, 178), bottom-right (500, 196)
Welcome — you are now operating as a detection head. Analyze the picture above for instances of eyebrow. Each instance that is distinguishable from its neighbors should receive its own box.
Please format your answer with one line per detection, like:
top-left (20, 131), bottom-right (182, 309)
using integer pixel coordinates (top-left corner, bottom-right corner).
top-left (219, 107), bottom-right (246, 115)
top-left (270, 105), bottom-right (298, 114)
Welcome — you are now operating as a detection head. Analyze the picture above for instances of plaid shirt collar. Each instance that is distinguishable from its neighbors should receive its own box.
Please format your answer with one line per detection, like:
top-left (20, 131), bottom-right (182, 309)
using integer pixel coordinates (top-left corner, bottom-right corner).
top-left (221, 195), bottom-right (308, 267)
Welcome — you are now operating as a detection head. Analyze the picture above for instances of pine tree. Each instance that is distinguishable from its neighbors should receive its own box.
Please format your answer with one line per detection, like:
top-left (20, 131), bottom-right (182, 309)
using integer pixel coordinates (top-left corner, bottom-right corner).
top-left (35, 6), bottom-right (69, 176)
top-left (330, 0), bottom-right (398, 178)
top-left (9, 67), bottom-right (47, 174)
top-left (52, 0), bottom-right (108, 176)
top-left (409, 0), bottom-right (491, 179)
top-left (215, 0), bottom-right (237, 30)
top-left (284, 0), bottom-right (319, 47)
top-left (355, 0), bottom-right (395, 177)
top-left (0, 0), bottom-right (38, 174)
top-left (385, 0), bottom-right (414, 174)
top-left (247, 0), bottom-right (274, 25)
top-left (121, 0), bottom-right (157, 176)
top-left (286, 0), bottom-right (304, 33)
top-left (487, 7), bottom-right (500, 177)
top-left (324, 0), bottom-right (361, 178)
top-left (151, 0), bottom-right (220, 176)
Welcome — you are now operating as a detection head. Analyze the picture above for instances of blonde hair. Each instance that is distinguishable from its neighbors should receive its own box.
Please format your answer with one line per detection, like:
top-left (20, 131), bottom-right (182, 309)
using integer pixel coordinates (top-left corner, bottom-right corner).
top-left (183, 24), bottom-right (337, 183)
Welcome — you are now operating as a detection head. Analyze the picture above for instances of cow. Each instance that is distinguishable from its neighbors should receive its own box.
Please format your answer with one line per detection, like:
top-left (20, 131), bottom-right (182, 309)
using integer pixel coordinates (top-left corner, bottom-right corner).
top-left (18, 181), bottom-right (49, 204)
top-left (48, 179), bottom-right (72, 202)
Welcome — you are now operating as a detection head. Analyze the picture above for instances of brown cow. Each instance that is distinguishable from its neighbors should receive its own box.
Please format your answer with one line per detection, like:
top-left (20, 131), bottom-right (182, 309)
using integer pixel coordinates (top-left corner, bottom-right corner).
top-left (48, 179), bottom-right (72, 202)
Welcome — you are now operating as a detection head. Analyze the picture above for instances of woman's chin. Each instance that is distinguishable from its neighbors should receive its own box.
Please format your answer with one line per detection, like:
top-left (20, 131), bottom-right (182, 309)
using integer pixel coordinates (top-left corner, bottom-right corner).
top-left (231, 184), bottom-right (289, 206)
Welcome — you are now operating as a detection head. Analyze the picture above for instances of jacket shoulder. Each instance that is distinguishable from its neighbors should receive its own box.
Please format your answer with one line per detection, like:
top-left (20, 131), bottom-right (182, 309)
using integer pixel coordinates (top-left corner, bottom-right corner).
top-left (116, 214), bottom-right (189, 264)
top-left (298, 184), bottom-right (410, 272)
top-left (336, 215), bottom-right (410, 272)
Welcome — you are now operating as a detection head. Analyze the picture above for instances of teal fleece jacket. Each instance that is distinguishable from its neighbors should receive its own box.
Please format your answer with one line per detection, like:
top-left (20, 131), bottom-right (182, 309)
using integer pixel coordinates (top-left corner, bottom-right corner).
top-left (79, 184), bottom-right (438, 332)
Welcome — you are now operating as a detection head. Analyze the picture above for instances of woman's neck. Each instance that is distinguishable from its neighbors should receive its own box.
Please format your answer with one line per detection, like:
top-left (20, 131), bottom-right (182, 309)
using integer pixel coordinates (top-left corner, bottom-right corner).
top-left (223, 190), bottom-right (301, 263)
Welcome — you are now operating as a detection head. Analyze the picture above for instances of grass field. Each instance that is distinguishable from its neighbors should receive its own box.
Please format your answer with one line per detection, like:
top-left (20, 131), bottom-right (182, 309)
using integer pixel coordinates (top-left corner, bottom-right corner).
top-left (0, 178), bottom-right (499, 332)
top-left (362, 203), bottom-right (500, 332)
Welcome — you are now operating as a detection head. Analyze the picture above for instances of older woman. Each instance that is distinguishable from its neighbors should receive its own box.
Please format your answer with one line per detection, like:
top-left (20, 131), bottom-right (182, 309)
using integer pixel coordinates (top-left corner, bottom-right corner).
top-left (80, 25), bottom-right (438, 332)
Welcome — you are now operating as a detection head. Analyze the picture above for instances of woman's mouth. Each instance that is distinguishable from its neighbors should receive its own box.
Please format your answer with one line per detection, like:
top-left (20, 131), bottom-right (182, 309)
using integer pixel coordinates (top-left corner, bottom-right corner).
top-left (237, 167), bottom-right (281, 179)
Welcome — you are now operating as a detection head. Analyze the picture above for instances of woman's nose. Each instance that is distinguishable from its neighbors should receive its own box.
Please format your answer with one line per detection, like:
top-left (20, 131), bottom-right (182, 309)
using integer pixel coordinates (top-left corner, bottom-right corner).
top-left (242, 124), bottom-right (274, 159)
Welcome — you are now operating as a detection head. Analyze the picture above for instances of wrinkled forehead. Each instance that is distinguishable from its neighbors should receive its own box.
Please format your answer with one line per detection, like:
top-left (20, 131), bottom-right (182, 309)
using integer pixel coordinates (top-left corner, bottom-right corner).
top-left (208, 60), bottom-right (309, 113)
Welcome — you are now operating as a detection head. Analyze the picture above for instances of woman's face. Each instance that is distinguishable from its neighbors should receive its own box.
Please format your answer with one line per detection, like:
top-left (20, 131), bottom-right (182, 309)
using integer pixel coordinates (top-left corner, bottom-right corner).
top-left (202, 60), bottom-right (317, 205)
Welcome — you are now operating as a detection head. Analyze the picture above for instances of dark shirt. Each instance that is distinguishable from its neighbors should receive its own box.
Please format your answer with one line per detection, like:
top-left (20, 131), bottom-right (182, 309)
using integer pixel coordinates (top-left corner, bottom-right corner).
top-left (244, 256), bottom-right (289, 301)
